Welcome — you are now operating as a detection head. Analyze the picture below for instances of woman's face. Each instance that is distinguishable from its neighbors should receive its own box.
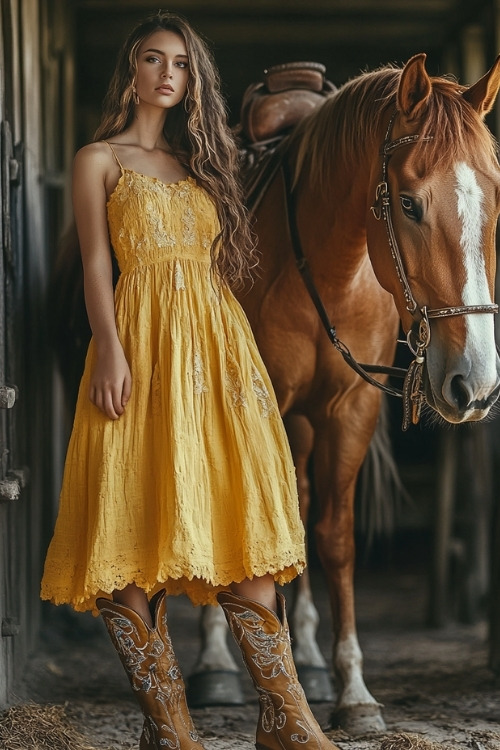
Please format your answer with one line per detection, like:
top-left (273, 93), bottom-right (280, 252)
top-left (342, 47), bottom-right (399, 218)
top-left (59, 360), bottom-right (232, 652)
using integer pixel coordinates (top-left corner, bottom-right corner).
top-left (134, 29), bottom-right (189, 110)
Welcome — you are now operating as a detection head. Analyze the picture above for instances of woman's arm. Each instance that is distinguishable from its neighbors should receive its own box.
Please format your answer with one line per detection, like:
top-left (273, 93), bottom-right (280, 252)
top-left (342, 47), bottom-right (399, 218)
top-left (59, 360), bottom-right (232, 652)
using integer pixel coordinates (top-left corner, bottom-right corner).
top-left (72, 145), bottom-right (132, 420)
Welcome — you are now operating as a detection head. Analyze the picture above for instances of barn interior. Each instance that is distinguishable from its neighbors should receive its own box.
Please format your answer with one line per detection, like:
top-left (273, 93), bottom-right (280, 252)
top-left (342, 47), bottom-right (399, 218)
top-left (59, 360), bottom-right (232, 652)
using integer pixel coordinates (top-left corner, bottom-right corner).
top-left (1, 0), bottom-right (500, 741)
top-left (75, 0), bottom-right (498, 141)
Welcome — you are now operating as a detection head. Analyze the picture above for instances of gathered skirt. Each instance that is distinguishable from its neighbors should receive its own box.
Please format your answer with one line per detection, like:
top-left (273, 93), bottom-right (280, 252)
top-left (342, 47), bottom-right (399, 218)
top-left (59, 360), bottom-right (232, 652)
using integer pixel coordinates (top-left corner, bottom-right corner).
top-left (41, 257), bottom-right (306, 613)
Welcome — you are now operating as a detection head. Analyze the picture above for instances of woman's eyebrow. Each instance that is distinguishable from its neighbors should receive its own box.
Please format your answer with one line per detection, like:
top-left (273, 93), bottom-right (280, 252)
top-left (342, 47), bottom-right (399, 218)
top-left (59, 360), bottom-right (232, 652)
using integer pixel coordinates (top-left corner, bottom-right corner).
top-left (142, 48), bottom-right (188, 59)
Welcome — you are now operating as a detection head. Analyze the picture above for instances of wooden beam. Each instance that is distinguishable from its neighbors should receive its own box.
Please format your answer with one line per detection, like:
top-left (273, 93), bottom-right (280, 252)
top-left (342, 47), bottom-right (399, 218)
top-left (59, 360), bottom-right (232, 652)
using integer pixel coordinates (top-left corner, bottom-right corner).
top-left (76, 0), bottom-right (451, 11)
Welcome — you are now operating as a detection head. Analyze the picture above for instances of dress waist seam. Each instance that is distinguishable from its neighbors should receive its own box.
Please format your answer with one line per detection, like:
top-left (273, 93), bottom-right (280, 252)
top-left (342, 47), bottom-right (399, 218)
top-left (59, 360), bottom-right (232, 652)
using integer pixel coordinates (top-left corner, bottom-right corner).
top-left (118, 255), bottom-right (212, 275)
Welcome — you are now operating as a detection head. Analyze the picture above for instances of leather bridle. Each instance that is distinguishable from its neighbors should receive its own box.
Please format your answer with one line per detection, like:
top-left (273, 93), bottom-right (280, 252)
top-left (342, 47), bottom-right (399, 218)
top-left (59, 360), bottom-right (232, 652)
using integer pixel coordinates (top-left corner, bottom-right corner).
top-left (282, 110), bottom-right (498, 430)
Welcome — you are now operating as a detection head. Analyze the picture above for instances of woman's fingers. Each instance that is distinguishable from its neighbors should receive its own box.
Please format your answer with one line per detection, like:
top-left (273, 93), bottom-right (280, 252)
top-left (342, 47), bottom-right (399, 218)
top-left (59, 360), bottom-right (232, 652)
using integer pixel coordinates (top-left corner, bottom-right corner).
top-left (89, 383), bottom-right (122, 420)
top-left (104, 387), bottom-right (121, 419)
top-left (122, 370), bottom-right (132, 407)
top-left (88, 350), bottom-right (132, 419)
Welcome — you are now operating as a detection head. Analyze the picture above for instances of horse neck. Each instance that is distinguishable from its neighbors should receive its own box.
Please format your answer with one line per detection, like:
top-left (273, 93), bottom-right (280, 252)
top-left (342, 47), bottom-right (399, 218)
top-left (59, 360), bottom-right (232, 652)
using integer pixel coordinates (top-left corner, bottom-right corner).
top-left (287, 73), bottom-right (400, 274)
top-left (289, 136), bottom-right (375, 276)
top-left (289, 71), bottom-right (397, 250)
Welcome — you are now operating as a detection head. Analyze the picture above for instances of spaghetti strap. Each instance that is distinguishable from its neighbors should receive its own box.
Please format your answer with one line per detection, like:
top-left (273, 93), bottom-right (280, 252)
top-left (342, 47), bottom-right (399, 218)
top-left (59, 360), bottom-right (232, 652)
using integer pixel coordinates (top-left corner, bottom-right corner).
top-left (105, 141), bottom-right (125, 172)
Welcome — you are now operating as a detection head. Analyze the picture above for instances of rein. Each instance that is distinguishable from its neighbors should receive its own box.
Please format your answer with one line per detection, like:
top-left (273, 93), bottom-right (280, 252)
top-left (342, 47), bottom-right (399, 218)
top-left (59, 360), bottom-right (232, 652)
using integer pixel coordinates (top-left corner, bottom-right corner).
top-left (282, 111), bottom-right (498, 430)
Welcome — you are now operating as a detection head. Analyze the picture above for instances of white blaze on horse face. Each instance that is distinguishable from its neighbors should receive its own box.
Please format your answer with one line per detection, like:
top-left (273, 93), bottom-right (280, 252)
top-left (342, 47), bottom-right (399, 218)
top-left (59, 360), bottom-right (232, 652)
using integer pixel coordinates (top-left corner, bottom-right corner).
top-left (455, 161), bottom-right (484, 256)
top-left (454, 161), bottom-right (497, 398)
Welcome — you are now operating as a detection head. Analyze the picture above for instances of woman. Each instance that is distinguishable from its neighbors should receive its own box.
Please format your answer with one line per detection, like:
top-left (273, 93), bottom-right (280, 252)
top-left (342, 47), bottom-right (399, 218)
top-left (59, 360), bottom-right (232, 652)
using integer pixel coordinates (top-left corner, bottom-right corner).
top-left (41, 11), bottom-right (336, 750)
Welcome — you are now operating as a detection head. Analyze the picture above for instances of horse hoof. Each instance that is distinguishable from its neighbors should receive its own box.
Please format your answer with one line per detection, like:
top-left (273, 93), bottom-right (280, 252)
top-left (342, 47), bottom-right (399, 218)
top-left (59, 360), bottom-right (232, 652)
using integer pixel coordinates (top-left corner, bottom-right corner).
top-left (296, 665), bottom-right (334, 702)
top-left (187, 670), bottom-right (245, 707)
top-left (330, 703), bottom-right (386, 736)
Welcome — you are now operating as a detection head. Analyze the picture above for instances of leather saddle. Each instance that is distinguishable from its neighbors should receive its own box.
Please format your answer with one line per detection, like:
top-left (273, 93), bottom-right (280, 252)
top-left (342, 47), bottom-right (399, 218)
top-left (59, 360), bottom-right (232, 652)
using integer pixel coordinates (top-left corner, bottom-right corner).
top-left (237, 62), bottom-right (337, 212)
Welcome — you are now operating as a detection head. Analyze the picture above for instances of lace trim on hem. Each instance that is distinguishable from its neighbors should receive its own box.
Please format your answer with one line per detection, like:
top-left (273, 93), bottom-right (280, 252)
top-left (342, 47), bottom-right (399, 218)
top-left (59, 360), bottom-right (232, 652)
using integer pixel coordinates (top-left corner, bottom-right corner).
top-left (40, 556), bottom-right (306, 615)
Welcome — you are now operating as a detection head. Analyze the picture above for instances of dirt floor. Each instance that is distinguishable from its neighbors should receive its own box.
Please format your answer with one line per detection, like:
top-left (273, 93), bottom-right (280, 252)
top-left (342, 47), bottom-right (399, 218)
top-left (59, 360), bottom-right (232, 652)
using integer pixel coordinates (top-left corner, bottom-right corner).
top-left (4, 558), bottom-right (500, 750)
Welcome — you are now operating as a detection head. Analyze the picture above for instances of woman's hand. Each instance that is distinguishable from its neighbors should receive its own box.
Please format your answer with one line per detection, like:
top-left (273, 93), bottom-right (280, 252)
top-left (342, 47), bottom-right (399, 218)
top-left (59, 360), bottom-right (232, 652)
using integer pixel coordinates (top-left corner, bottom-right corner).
top-left (89, 344), bottom-right (132, 420)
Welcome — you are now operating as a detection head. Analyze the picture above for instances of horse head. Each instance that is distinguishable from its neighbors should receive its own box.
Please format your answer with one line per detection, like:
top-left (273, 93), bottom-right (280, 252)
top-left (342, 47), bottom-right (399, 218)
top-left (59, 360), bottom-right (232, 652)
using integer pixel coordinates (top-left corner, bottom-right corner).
top-left (366, 53), bottom-right (500, 424)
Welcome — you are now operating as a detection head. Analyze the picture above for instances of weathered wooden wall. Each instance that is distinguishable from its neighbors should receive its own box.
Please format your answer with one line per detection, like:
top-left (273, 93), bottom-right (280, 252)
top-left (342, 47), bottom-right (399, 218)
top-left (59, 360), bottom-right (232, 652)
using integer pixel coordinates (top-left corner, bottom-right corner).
top-left (0, 0), bottom-right (74, 707)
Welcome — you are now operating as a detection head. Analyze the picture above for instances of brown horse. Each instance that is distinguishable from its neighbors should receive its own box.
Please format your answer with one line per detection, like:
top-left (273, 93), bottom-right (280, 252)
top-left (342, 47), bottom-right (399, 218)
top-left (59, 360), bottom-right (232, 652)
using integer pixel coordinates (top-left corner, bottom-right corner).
top-left (228, 53), bottom-right (500, 732)
top-left (50, 53), bottom-right (500, 735)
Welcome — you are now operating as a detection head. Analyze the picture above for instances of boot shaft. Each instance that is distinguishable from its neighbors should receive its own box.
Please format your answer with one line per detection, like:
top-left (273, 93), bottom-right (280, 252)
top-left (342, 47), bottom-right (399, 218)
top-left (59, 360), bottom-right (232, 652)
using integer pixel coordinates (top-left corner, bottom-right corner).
top-left (97, 591), bottom-right (206, 750)
top-left (97, 596), bottom-right (167, 692)
top-left (217, 591), bottom-right (297, 686)
top-left (218, 590), bottom-right (337, 750)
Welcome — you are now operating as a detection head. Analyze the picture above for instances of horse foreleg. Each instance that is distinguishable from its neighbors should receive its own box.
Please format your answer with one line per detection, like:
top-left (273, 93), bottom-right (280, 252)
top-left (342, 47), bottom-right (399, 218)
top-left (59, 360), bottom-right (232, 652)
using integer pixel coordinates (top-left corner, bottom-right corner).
top-left (314, 406), bottom-right (385, 735)
top-left (292, 571), bottom-right (335, 702)
top-left (285, 414), bottom-right (333, 702)
top-left (186, 604), bottom-right (244, 707)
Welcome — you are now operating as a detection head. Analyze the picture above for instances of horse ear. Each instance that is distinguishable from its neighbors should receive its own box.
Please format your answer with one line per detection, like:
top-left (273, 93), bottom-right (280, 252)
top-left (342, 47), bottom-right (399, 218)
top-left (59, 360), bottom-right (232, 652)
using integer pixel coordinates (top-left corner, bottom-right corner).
top-left (397, 53), bottom-right (432, 119)
top-left (462, 56), bottom-right (500, 116)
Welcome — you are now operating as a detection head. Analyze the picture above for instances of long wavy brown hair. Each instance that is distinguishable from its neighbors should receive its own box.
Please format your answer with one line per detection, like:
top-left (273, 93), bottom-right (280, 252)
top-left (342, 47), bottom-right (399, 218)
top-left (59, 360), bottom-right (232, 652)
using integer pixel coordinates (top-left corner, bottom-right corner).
top-left (94, 10), bottom-right (256, 288)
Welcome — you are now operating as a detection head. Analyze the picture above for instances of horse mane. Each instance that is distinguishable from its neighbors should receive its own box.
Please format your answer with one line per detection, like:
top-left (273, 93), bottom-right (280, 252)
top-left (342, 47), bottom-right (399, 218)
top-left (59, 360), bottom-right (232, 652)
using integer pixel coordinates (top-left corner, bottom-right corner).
top-left (292, 63), bottom-right (499, 188)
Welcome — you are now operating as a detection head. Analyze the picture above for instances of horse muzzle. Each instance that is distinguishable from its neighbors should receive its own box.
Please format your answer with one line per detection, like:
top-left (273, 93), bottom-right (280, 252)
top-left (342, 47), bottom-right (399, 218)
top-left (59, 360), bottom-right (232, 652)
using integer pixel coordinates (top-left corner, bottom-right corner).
top-left (423, 348), bottom-right (500, 423)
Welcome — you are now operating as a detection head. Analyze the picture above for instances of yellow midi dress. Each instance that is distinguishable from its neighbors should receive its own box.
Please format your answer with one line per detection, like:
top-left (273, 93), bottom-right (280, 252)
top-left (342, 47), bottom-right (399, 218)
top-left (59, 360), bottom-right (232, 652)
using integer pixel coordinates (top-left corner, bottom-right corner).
top-left (41, 153), bottom-right (306, 614)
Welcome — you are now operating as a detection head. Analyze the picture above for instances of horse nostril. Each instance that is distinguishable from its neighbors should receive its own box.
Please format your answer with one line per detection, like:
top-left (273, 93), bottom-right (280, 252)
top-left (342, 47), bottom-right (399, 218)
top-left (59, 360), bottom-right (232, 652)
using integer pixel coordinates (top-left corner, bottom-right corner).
top-left (445, 375), bottom-right (500, 413)
top-left (448, 374), bottom-right (472, 412)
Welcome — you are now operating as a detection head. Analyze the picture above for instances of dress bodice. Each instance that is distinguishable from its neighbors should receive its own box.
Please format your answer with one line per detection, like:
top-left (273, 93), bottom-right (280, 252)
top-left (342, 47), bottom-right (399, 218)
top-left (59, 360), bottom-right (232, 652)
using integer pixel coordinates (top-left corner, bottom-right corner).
top-left (106, 170), bottom-right (220, 274)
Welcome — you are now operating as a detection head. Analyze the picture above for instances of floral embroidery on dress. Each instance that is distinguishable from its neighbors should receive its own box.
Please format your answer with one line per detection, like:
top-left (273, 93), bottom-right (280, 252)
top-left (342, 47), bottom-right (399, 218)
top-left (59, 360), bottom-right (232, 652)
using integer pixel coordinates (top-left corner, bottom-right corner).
top-left (174, 261), bottom-right (186, 291)
top-left (182, 207), bottom-right (196, 246)
top-left (121, 172), bottom-right (142, 199)
top-left (225, 356), bottom-right (248, 408)
top-left (251, 366), bottom-right (275, 418)
top-left (177, 183), bottom-right (191, 199)
top-left (149, 213), bottom-right (176, 248)
top-left (149, 180), bottom-right (168, 196)
top-left (193, 350), bottom-right (208, 395)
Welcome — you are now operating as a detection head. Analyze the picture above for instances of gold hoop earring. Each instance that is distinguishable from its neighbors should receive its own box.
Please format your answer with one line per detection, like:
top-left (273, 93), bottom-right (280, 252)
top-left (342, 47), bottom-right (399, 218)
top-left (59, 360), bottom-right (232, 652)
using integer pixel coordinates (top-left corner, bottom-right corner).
top-left (132, 86), bottom-right (139, 105)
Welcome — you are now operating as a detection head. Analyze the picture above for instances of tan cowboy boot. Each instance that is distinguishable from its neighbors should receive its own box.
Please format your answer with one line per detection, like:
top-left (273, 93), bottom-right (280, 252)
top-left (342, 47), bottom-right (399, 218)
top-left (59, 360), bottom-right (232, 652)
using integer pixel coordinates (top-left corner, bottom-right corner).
top-left (217, 591), bottom-right (338, 750)
top-left (97, 590), bottom-right (205, 750)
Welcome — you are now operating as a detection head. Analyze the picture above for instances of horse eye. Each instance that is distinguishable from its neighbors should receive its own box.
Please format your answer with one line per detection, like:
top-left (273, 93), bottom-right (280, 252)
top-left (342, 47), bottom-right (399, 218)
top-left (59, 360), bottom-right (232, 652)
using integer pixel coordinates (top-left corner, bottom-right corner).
top-left (400, 194), bottom-right (421, 221)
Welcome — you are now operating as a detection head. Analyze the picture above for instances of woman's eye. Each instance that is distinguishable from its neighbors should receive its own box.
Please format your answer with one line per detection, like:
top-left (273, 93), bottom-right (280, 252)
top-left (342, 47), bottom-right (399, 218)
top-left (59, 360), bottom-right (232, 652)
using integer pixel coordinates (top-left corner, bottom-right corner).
top-left (400, 195), bottom-right (421, 221)
top-left (146, 56), bottom-right (161, 63)
top-left (175, 61), bottom-right (188, 69)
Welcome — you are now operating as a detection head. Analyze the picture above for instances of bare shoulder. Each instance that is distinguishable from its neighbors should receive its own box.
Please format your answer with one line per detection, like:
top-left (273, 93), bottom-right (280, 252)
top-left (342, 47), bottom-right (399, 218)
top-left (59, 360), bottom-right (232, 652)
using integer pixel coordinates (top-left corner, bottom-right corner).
top-left (73, 142), bottom-right (115, 173)
top-left (73, 142), bottom-right (120, 198)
